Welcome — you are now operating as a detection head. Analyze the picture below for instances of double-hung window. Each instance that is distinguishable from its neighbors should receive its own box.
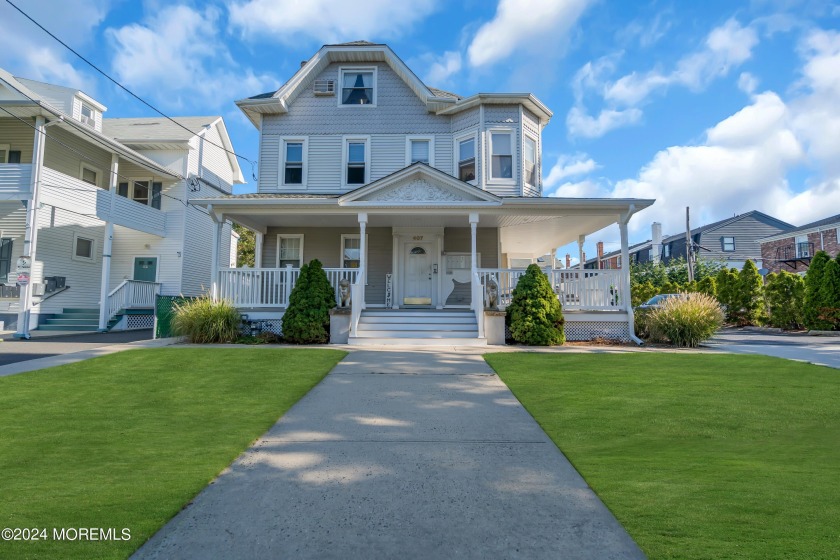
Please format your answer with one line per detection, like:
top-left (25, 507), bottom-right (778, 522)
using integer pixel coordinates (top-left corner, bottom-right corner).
top-left (407, 138), bottom-right (431, 165)
top-left (457, 137), bottom-right (476, 182)
top-left (277, 235), bottom-right (303, 267)
top-left (80, 103), bottom-right (95, 127)
top-left (722, 236), bottom-right (736, 252)
top-left (795, 235), bottom-right (810, 258)
top-left (523, 136), bottom-right (536, 186)
top-left (80, 163), bottom-right (100, 187)
top-left (283, 139), bottom-right (306, 186)
top-left (0, 238), bottom-right (12, 278)
top-left (345, 138), bottom-right (368, 186)
top-left (117, 179), bottom-right (163, 209)
top-left (490, 131), bottom-right (514, 180)
top-left (664, 244), bottom-right (671, 258)
top-left (340, 68), bottom-right (375, 106)
top-left (340, 234), bottom-right (369, 269)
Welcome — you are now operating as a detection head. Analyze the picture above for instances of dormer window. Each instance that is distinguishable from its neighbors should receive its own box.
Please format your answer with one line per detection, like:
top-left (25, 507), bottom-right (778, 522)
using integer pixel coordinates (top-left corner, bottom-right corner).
top-left (80, 103), bottom-right (96, 127)
top-left (339, 68), bottom-right (376, 106)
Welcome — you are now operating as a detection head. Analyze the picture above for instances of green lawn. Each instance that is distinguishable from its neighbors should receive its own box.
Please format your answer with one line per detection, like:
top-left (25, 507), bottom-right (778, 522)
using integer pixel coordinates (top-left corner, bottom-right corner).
top-left (0, 348), bottom-right (345, 560)
top-left (485, 353), bottom-right (840, 560)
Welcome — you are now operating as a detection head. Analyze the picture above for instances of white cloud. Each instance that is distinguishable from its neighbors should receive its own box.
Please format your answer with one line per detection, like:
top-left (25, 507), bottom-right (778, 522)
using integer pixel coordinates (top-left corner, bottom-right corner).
top-left (227, 0), bottom-right (437, 44)
top-left (0, 0), bottom-right (110, 91)
top-left (544, 154), bottom-right (599, 188)
top-left (738, 72), bottom-right (759, 93)
top-left (569, 19), bottom-right (759, 138)
top-left (467, 0), bottom-right (593, 67)
top-left (107, 5), bottom-right (276, 110)
top-left (424, 51), bottom-right (462, 85)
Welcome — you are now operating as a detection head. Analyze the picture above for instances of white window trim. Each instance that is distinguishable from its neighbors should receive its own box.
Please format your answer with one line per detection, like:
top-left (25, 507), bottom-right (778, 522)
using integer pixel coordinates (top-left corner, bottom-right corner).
top-left (79, 103), bottom-right (96, 127)
top-left (79, 162), bottom-right (102, 188)
top-left (523, 134), bottom-right (538, 188)
top-left (129, 177), bottom-right (153, 206)
top-left (487, 127), bottom-right (517, 185)
top-left (405, 136), bottom-right (435, 167)
top-left (337, 66), bottom-right (378, 108)
top-left (72, 232), bottom-right (97, 263)
top-left (453, 130), bottom-right (479, 186)
top-left (279, 137), bottom-right (308, 189)
top-left (275, 234), bottom-right (304, 268)
top-left (0, 144), bottom-right (9, 163)
top-left (342, 135), bottom-right (371, 188)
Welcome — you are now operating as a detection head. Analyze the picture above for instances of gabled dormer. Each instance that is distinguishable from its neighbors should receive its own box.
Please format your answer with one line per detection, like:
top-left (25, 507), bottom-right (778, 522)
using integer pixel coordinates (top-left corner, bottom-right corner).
top-left (15, 77), bottom-right (106, 132)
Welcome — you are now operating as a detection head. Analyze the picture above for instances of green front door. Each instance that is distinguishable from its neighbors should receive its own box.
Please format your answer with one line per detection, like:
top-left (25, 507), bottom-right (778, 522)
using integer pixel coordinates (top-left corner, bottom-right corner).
top-left (133, 257), bottom-right (157, 282)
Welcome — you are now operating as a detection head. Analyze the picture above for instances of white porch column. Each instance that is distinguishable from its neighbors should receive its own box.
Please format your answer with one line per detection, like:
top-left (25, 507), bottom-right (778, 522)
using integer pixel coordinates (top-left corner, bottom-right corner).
top-left (254, 231), bottom-right (264, 268)
top-left (209, 207), bottom-right (224, 301)
top-left (619, 204), bottom-right (642, 344)
top-left (577, 234), bottom-right (585, 271)
top-left (98, 154), bottom-right (119, 331)
top-left (15, 116), bottom-right (46, 338)
top-left (358, 212), bottom-right (368, 309)
top-left (469, 212), bottom-right (479, 310)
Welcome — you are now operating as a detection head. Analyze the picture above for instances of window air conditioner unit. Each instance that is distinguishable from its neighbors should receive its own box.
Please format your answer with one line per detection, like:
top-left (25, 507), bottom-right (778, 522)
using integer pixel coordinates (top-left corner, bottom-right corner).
top-left (313, 79), bottom-right (336, 96)
top-left (80, 115), bottom-right (95, 127)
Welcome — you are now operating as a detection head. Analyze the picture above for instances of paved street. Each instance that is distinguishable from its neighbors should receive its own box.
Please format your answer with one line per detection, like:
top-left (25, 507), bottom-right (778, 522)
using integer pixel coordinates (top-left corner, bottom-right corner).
top-left (705, 328), bottom-right (840, 369)
top-left (0, 330), bottom-right (153, 368)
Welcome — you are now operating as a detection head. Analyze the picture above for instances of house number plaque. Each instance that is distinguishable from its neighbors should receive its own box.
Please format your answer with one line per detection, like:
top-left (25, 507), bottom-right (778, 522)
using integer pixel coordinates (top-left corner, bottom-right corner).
top-left (412, 235), bottom-right (424, 241)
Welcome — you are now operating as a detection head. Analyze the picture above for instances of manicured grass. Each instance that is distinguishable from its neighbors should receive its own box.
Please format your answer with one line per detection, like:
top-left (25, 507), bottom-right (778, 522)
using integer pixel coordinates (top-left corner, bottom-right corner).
top-left (485, 353), bottom-right (840, 560)
top-left (0, 348), bottom-right (345, 560)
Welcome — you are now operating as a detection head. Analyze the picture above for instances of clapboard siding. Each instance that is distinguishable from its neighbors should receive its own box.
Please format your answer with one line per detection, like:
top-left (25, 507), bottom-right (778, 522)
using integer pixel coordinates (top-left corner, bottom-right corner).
top-left (443, 227), bottom-right (499, 268)
top-left (371, 135), bottom-right (404, 181)
top-left (434, 134), bottom-right (452, 174)
top-left (198, 123), bottom-right (234, 193)
top-left (259, 136), bottom-right (280, 191)
top-left (699, 215), bottom-right (791, 264)
top-left (262, 226), bottom-right (392, 305)
top-left (0, 202), bottom-right (26, 267)
top-left (307, 135), bottom-right (342, 190)
top-left (43, 127), bottom-right (112, 187)
top-left (32, 207), bottom-right (106, 314)
top-left (0, 119), bottom-right (35, 163)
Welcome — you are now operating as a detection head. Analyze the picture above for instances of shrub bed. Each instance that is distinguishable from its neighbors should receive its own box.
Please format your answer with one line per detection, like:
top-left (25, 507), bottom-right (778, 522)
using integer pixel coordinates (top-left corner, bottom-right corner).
top-left (647, 293), bottom-right (724, 347)
top-left (171, 295), bottom-right (241, 343)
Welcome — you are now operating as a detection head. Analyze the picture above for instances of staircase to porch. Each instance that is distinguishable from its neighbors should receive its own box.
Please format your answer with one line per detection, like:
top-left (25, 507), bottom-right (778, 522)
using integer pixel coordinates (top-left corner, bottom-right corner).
top-left (349, 309), bottom-right (486, 346)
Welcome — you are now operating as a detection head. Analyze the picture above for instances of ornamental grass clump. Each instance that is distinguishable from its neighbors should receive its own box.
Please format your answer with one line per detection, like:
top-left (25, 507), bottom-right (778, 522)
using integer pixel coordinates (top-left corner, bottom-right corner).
top-left (507, 264), bottom-right (565, 346)
top-left (647, 293), bottom-right (724, 348)
top-left (171, 295), bottom-right (241, 343)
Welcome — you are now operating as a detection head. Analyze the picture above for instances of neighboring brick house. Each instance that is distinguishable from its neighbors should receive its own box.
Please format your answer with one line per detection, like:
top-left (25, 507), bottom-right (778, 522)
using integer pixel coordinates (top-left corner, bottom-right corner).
top-left (760, 213), bottom-right (840, 274)
top-left (586, 211), bottom-right (793, 270)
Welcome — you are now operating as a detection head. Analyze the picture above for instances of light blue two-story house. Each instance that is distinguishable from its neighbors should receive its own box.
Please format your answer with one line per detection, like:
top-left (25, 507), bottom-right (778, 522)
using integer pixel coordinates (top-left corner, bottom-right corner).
top-left (196, 41), bottom-right (654, 345)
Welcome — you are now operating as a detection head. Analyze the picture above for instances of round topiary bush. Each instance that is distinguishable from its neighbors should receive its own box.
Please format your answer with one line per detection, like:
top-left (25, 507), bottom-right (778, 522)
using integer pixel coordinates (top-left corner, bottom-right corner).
top-left (647, 293), bottom-right (724, 348)
top-left (281, 259), bottom-right (336, 344)
top-left (506, 264), bottom-right (565, 346)
top-left (171, 295), bottom-right (241, 343)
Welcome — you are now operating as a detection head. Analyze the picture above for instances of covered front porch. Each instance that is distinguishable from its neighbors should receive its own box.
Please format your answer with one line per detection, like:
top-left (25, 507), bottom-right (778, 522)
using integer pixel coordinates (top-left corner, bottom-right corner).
top-left (196, 164), bottom-right (653, 344)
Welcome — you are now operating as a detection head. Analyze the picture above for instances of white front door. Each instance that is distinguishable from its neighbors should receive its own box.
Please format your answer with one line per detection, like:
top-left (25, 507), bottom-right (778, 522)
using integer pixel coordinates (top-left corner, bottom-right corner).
top-left (403, 243), bottom-right (433, 306)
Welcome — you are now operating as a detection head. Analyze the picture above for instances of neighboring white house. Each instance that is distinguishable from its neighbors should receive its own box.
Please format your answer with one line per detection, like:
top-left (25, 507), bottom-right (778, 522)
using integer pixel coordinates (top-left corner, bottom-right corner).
top-left (194, 41), bottom-right (654, 345)
top-left (0, 69), bottom-right (243, 335)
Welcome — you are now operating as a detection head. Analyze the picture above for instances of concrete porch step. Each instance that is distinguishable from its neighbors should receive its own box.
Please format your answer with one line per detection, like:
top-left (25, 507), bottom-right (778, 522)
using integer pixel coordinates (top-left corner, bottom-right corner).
top-left (358, 323), bottom-right (477, 332)
top-left (359, 315), bottom-right (476, 324)
top-left (38, 324), bottom-right (99, 331)
top-left (353, 329), bottom-right (479, 338)
top-left (348, 336), bottom-right (487, 346)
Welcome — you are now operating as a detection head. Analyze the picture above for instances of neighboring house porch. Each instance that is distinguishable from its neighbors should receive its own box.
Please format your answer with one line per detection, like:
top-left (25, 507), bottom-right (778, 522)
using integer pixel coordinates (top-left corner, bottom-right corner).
top-left (196, 165), bottom-right (653, 345)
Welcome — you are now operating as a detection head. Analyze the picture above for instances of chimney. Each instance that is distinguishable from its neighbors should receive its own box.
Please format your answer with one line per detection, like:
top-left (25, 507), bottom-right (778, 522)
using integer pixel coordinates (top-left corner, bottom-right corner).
top-left (651, 222), bottom-right (663, 264)
top-left (565, 253), bottom-right (571, 269)
top-left (597, 241), bottom-right (604, 270)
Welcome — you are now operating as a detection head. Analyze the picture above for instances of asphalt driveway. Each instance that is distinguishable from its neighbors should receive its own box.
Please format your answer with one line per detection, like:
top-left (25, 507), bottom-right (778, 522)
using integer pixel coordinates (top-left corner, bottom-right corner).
top-left (705, 328), bottom-right (840, 369)
top-left (0, 330), bottom-right (153, 367)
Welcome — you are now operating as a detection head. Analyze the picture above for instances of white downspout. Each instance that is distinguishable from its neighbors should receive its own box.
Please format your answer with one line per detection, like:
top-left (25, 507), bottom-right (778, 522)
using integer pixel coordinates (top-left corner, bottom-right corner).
top-left (98, 153), bottom-right (119, 331)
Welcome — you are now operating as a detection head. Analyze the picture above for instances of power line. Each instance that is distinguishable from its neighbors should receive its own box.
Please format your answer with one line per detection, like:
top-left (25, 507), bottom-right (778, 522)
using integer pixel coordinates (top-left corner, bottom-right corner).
top-left (4, 0), bottom-right (259, 178)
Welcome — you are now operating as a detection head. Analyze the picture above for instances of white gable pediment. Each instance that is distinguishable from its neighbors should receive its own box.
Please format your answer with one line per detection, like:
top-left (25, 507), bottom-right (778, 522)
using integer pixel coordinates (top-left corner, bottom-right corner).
top-left (339, 165), bottom-right (501, 205)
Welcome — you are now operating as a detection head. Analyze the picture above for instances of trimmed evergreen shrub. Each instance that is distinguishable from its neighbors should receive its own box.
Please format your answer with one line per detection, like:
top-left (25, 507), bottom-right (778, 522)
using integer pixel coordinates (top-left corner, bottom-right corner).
top-left (281, 259), bottom-right (336, 344)
top-left (804, 251), bottom-right (830, 330)
top-left (817, 258), bottom-right (840, 330)
top-left (697, 276), bottom-right (717, 299)
top-left (631, 280), bottom-right (658, 307)
top-left (764, 271), bottom-right (805, 330)
top-left (715, 268), bottom-right (740, 322)
top-left (647, 293), bottom-right (724, 347)
top-left (507, 264), bottom-right (565, 345)
top-left (737, 260), bottom-right (766, 326)
top-left (171, 295), bottom-right (241, 343)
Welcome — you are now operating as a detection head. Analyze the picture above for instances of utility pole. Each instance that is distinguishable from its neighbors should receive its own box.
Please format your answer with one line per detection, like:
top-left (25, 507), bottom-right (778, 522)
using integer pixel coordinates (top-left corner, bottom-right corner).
top-left (685, 207), bottom-right (694, 282)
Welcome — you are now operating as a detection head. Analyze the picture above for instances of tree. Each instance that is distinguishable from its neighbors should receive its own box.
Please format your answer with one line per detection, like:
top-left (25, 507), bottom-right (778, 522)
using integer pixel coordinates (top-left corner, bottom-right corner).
top-left (507, 264), bottom-right (565, 345)
top-left (716, 268), bottom-right (740, 322)
top-left (737, 260), bottom-right (765, 325)
top-left (281, 259), bottom-right (336, 343)
top-left (804, 251), bottom-right (830, 330)
top-left (817, 258), bottom-right (840, 330)
top-left (764, 271), bottom-right (805, 330)
top-left (697, 276), bottom-right (717, 299)
top-left (233, 223), bottom-right (255, 268)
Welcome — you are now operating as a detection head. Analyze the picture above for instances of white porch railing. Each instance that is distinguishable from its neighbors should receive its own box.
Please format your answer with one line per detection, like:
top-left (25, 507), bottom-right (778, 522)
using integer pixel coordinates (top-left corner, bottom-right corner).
top-left (350, 270), bottom-right (365, 335)
top-left (477, 268), bottom-right (624, 311)
top-left (0, 164), bottom-right (33, 199)
top-left (106, 280), bottom-right (161, 322)
top-left (218, 267), bottom-right (360, 308)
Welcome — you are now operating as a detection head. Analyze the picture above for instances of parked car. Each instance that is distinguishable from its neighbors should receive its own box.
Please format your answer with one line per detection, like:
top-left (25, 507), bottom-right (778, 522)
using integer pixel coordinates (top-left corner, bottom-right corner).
top-left (635, 293), bottom-right (681, 311)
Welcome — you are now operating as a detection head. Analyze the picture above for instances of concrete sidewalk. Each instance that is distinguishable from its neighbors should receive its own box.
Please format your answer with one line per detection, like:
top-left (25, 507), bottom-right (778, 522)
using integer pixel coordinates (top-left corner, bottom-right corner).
top-left (132, 349), bottom-right (645, 560)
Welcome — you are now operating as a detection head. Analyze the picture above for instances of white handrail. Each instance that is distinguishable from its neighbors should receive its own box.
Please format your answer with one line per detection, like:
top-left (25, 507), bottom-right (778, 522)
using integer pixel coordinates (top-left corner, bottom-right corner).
top-left (105, 279), bottom-right (161, 324)
top-left (472, 271), bottom-right (485, 338)
top-left (349, 270), bottom-right (365, 335)
top-left (217, 267), bottom-right (360, 309)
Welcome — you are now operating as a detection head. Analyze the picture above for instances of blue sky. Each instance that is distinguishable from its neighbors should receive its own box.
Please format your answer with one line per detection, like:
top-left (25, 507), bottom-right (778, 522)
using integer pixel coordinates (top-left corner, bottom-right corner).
top-left (1, 0), bottom-right (839, 260)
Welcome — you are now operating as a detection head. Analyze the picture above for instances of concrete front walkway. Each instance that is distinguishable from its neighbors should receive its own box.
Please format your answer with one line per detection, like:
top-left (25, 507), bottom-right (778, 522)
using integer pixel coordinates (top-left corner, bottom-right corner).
top-left (133, 349), bottom-right (644, 560)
